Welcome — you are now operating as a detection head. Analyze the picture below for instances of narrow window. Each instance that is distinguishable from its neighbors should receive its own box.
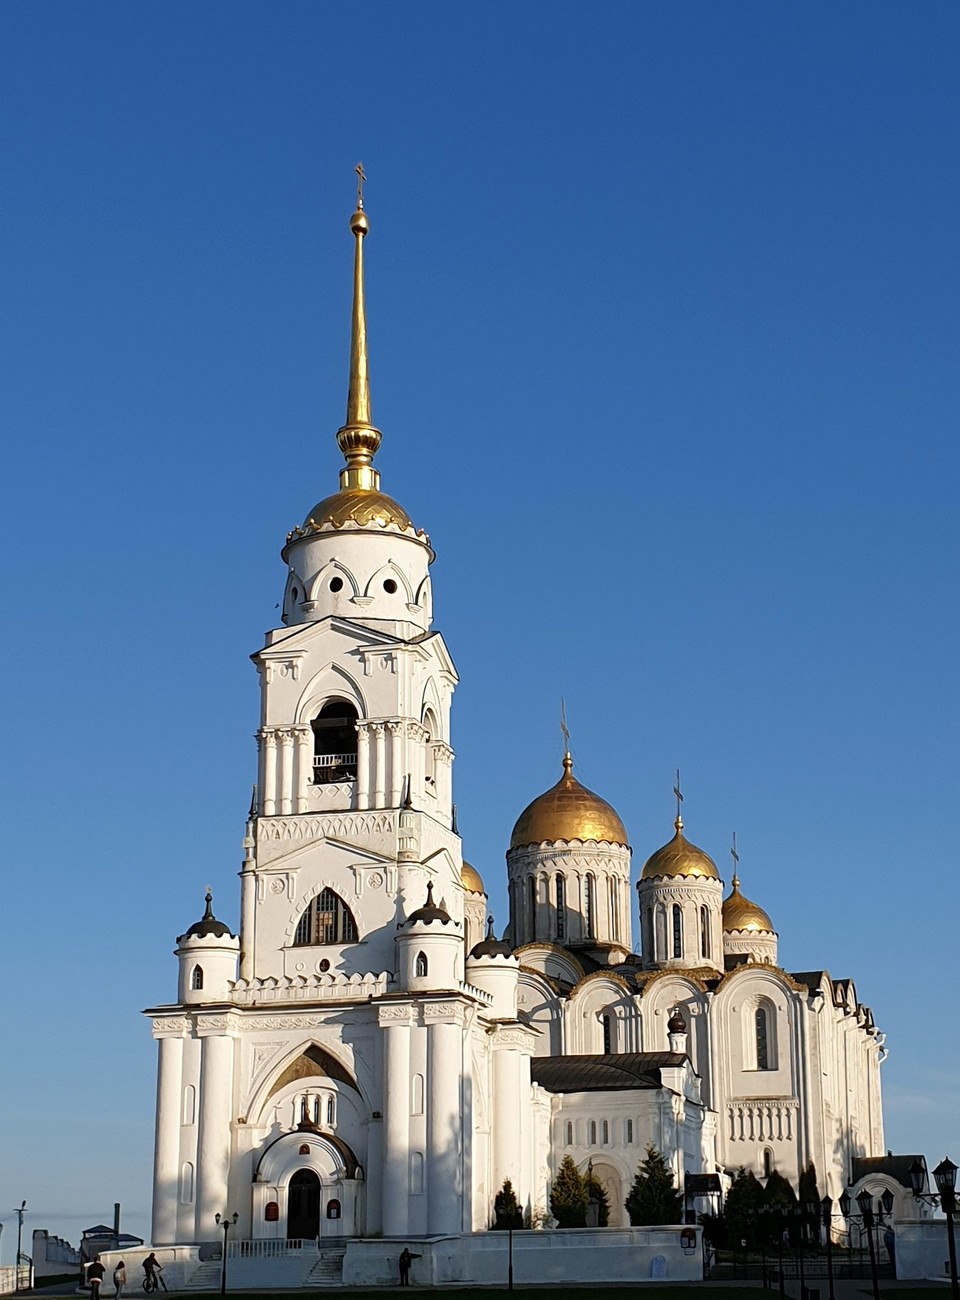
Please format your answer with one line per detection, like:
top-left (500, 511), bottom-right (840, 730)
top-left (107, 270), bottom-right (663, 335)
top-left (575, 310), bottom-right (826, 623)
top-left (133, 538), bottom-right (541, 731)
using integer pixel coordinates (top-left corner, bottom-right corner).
top-left (565, 1121), bottom-right (573, 1146)
top-left (655, 905), bottom-right (667, 961)
top-left (179, 1162), bottom-right (194, 1205)
top-left (589, 1120), bottom-right (597, 1145)
top-left (763, 1148), bottom-right (773, 1178)
top-left (700, 905), bottom-right (711, 959)
top-left (411, 1074), bottom-right (424, 1116)
top-left (182, 1085), bottom-right (196, 1126)
top-left (422, 709), bottom-right (438, 788)
top-left (602, 1013), bottom-right (613, 1055)
top-left (584, 875), bottom-right (596, 938)
top-left (672, 903), bottom-right (683, 958)
top-left (294, 889), bottom-right (359, 945)
top-left (529, 876), bottom-right (537, 939)
top-left (415, 951), bottom-right (428, 978)
top-left (556, 874), bottom-right (566, 939)
top-left (608, 877), bottom-right (617, 937)
top-left (410, 1151), bottom-right (424, 1194)
top-left (327, 1095), bottom-right (335, 1126)
top-left (191, 965), bottom-right (203, 991)
top-left (756, 1006), bottom-right (770, 1070)
top-left (312, 700), bottom-right (359, 784)
top-left (313, 1094), bottom-right (321, 1125)
top-left (625, 1118), bottom-right (634, 1144)
top-left (601, 1120), bottom-right (609, 1144)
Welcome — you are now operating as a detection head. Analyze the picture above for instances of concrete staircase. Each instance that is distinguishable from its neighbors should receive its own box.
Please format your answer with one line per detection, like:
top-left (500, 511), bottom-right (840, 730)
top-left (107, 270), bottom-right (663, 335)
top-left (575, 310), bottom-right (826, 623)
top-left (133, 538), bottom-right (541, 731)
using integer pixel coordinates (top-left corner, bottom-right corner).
top-left (304, 1244), bottom-right (347, 1286)
top-left (185, 1260), bottom-right (222, 1291)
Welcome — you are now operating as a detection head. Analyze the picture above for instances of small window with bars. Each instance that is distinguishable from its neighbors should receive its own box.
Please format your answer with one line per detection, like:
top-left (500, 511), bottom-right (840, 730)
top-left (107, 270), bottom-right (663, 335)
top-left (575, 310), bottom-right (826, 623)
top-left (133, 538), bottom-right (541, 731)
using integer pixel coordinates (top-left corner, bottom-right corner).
top-left (294, 889), bottom-right (359, 945)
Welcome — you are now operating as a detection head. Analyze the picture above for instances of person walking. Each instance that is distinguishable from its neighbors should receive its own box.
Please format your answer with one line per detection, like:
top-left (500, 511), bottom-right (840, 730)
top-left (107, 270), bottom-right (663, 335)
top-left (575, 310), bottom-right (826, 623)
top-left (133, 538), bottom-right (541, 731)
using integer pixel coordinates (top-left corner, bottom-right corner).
top-left (113, 1261), bottom-right (127, 1300)
top-left (86, 1256), bottom-right (106, 1300)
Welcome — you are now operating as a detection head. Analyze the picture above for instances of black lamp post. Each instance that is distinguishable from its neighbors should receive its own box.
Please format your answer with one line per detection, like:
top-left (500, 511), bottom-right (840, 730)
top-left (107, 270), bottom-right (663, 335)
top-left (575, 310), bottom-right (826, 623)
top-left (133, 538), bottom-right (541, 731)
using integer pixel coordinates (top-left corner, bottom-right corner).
top-left (856, 1190), bottom-right (881, 1300)
top-left (821, 1196), bottom-right (836, 1300)
top-left (909, 1156), bottom-right (958, 1300)
top-left (214, 1213), bottom-right (238, 1296)
top-left (14, 1201), bottom-right (26, 1294)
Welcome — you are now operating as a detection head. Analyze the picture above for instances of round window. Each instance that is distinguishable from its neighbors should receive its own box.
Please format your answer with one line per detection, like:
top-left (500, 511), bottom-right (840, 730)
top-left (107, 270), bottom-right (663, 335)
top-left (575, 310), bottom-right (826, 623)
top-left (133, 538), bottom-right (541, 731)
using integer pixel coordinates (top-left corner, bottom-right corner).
top-left (383, 578), bottom-right (397, 594)
top-left (330, 577), bottom-right (344, 593)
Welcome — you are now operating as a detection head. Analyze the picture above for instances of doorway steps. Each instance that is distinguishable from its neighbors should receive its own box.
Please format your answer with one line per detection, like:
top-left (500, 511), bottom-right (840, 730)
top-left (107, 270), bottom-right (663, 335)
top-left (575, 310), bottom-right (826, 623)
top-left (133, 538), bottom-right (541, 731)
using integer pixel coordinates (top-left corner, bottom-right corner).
top-left (304, 1244), bottom-right (347, 1286)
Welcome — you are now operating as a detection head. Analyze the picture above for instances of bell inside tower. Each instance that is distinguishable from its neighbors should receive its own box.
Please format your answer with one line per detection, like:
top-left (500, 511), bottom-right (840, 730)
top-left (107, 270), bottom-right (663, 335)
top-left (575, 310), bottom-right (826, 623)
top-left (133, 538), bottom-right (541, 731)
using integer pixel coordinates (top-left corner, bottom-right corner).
top-left (311, 700), bottom-right (359, 785)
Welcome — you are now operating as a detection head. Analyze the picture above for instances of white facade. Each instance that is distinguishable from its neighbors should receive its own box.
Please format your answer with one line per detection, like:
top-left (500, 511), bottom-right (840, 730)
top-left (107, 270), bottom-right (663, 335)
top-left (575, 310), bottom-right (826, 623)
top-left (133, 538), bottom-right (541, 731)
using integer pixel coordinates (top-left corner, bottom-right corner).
top-left (146, 195), bottom-right (887, 1273)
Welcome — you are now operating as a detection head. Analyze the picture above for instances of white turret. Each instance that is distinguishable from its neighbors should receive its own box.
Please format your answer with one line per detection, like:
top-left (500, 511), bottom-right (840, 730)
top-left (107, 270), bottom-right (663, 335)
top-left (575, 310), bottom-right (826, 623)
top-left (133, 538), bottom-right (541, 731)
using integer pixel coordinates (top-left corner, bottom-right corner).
top-left (175, 892), bottom-right (239, 1004)
top-left (396, 881), bottom-right (463, 992)
top-left (465, 918), bottom-right (519, 1020)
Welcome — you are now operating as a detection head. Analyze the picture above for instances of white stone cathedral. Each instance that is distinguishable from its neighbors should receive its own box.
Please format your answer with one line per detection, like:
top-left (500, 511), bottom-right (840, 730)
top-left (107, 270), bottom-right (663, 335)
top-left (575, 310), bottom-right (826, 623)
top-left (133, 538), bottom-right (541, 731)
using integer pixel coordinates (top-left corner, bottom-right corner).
top-left (146, 190), bottom-right (886, 1274)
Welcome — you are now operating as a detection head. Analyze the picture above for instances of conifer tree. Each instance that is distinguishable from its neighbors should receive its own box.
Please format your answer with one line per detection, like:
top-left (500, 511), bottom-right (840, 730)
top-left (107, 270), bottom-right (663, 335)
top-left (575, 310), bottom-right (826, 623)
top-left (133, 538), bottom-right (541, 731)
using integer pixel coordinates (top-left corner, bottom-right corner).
top-left (725, 1167), bottom-right (765, 1248)
top-left (492, 1178), bottom-right (523, 1230)
top-left (624, 1145), bottom-right (684, 1226)
top-left (550, 1155), bottom-right (588, 1228)
top-left (798, 1162), bottom-right (820, 1243)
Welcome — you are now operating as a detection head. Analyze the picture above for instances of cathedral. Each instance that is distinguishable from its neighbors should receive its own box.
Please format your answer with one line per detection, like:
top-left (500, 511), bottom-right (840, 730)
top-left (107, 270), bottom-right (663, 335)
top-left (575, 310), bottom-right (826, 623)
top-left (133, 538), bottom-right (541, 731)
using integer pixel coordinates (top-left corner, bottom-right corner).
top-left (146, 185), bottom-right (886, 1271)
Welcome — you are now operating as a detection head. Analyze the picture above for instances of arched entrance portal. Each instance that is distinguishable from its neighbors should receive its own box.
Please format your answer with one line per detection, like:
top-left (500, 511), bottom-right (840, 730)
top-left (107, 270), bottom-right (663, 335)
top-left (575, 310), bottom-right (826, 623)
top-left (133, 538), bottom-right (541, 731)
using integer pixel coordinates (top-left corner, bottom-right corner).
top-left (287, 1169), bottom-right (321, 1240)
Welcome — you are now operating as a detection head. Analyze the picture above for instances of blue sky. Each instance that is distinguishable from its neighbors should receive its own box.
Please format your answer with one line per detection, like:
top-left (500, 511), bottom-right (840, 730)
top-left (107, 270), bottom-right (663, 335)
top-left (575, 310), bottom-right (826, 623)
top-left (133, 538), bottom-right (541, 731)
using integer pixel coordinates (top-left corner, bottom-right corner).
top-left (1, 1), bottom-right (958, 1252)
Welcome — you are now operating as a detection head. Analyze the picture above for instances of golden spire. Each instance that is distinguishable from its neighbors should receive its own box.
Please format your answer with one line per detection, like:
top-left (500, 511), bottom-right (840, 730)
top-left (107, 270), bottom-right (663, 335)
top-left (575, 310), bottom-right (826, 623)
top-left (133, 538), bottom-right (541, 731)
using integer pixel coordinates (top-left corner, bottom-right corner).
top-left (336, 162), bottom-right (382, 491)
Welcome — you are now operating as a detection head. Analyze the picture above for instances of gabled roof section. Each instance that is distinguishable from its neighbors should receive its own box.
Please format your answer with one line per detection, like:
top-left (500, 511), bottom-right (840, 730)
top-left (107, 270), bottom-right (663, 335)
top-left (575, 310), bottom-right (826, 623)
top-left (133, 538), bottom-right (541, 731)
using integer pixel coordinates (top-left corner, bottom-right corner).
top-left (530, 1051), bottom-right (687, 1094)
top-left (852, 1155), bottom-right (926, 1190)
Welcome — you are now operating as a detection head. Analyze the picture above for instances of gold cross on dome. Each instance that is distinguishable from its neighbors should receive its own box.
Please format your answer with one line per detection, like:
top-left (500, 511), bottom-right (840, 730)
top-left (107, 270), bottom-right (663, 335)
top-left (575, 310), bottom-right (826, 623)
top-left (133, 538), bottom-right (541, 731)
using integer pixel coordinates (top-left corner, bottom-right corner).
top-left (673, 769), bottom-right (684, 821)
top-left (730, 832), bottom-right (739, 868)
top-left (560, 699), bottom-right (570, 752)
top-left (355, 162), bottom-right (367, 209)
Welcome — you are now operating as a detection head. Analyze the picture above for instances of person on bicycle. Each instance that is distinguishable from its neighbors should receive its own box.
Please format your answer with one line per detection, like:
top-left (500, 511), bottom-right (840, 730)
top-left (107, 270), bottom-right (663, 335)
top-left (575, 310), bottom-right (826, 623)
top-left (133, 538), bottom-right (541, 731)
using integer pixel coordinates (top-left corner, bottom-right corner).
top-left (142, 1255), bottom-right (165, 1293)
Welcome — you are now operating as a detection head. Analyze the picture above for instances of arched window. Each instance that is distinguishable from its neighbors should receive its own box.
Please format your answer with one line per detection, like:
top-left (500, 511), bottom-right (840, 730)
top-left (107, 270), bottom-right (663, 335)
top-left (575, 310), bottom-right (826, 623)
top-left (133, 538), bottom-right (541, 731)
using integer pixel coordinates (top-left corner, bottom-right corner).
top-left (411, 1074), bottom-right (424, 1116)
top-left (410, 1151), bottom-right (424, 1195)
top-left (601, 1120), bottom-right (609, 1144)
top-left (602, 1012), bottom-right (613, 1055)
top-left (756, 1005), bottom-right (770, 1070)
top-left (422, 709), bottom-right (439, 789)
top-left (589, 1120), bottom-right (597, 1145)
top-left (763, 1148), bottom-right (774, 1178)
top-left (608, 877), bottom-right (618, 937)
top-left (415, 951), bottom-right (428, 978)
top-left (584, 875), bottom-right (596, 938)
top-left (182, 1085), bottom-right (196, 1126)
top-left (529, 876), bottom-right (538, 939)
top-left (294, 889), bottom-right (359, 945)
top-left (625, 1118), bottom-right (634, 1144)
top-left (565, 1121), bottom-right (573, 1146)
top-left (672, 904), bottom-right (683, 958)
top-left (312, 700), bottom-right (359, 784)
top-left (191, 965), bottom-right (203, 990)
top-left (179, 1162), bottom-right (194, 1205)
top-left (327, 1095), bottom-right (335, 1126)
top-left (655, 905), bottom-right (667, 962)
top-left (556, 874), bottom-right (566, 939)
top-left (700, 905), bottom-right (711, 959)
top-left (313, 1094), bottom-right (321, 1126)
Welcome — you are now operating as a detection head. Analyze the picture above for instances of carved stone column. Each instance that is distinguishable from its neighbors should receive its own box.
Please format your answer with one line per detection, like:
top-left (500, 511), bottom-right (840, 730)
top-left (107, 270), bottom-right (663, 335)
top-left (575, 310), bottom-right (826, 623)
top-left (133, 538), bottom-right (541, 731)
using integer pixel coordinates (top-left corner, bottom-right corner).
top-left (260, 730), bottom-right (277, 816)
top-left (425, 1004), bottom-right (463, 1235)
top-left (151, 1030), bottom-right (184, 1246)
top-left (194, 1028), bottom-right (234, 1239)
top-left (387, 720), bottom-right (403, 806)
top-left (355, 724), bottom-right (371, 810)
top-left (379, 1006), bottom-right (415, 1235)
top-left (278, 729), bottom-right (295, 815)
top-left (372, 723), bottom-right (386, 807)
top-left (294, 725), bottom-right (312, 813)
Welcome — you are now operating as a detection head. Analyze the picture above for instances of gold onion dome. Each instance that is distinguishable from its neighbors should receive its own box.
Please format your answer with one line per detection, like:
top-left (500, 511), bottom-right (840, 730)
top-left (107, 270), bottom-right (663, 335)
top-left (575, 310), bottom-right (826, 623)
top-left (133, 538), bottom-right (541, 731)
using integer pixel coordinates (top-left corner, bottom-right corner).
top-left (722, 876), bottom-right (774, 933)
top-left (461, 861), bottom-right (486, 894)
top-left (641, 818), bottom-right (720, 881)
top-left (510, 754), bottom-right (628, 850)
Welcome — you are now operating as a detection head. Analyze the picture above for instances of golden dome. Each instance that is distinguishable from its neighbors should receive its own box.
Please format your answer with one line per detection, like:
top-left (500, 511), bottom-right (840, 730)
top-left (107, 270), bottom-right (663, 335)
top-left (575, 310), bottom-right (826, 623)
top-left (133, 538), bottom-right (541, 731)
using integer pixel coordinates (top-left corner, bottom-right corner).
top-left (510, 754), bottom-right (628, 849)
top-left (461, 861), bottom-right (485, 894)
top-left (303, 487), bottom-right (415, 533)
top-left (722, 877), bottom-right (774, 933)
top-left (640, 820), bottom-right (720, 881)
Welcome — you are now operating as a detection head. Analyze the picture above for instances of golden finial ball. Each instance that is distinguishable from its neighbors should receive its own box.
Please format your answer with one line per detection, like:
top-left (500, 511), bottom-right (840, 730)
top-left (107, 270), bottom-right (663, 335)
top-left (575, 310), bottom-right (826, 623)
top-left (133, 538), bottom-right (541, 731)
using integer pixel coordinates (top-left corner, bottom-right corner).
top-left (350, 208), bottom-right (369, 236)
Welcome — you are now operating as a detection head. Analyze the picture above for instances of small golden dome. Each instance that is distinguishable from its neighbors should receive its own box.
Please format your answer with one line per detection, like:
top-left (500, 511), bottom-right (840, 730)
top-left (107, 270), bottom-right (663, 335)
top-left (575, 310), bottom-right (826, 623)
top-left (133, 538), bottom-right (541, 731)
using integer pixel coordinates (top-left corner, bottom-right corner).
top-left (510, 754), bottom-right (628, 849)
top-left (722, 878), bottom-right (774, 933)
top-left (461, 861), bottom-right (485, 894)
top-left (641, 820), bottom-right (720, 881)
top-left (303, 487), bottom-right (415, 533)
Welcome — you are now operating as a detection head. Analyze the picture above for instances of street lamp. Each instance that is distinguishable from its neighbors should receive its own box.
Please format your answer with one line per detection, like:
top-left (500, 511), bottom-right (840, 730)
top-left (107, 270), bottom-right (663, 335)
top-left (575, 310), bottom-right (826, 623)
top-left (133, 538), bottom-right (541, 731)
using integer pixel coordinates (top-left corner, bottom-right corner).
top-left (855, 1189), bottom-right (882, 1300)
top-left (821, 1196), bottom-right (836, 1300)
top-left (909, 1156), bottom-right (958, 1300)
top-left (13, 1202), bottom-right (27, 1294)
top-left (214, 1213), bottom-right (238, 1296)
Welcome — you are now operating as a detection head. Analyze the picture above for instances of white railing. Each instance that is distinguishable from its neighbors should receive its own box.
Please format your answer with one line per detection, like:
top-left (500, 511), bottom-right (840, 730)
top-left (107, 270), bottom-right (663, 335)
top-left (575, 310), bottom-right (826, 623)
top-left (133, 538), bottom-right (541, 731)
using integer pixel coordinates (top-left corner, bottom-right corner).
top-left (228, 1239), bottom-right (319, 1259)
top-left (313, 754), bottom-right (357, 785)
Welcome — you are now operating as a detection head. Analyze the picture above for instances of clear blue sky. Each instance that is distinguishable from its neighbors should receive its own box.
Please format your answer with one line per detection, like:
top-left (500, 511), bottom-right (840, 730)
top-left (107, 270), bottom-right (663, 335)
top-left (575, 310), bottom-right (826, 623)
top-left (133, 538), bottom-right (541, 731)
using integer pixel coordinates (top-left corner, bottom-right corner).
top-left (1, 0), bottom-right (958, 1252)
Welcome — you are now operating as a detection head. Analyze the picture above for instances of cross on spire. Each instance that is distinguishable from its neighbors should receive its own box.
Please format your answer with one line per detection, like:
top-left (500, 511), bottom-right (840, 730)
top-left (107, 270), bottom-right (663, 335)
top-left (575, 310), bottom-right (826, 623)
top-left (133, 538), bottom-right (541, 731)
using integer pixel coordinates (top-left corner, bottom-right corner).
top-left (730, 832), bottom-right (740, 887)
top-left (673, 769), bottom-right (684, 828)
top-left (560, 699), bottom-right (570, 753)
top-left (355, 162), bottom-right (367, 209)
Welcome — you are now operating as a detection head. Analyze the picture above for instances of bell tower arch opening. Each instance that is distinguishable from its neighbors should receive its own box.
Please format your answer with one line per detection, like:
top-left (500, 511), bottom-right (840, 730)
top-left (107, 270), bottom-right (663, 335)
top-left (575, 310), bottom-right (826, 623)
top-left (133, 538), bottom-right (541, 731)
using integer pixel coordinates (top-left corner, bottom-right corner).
top-left (312, 699), bottom-right (359, 785)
